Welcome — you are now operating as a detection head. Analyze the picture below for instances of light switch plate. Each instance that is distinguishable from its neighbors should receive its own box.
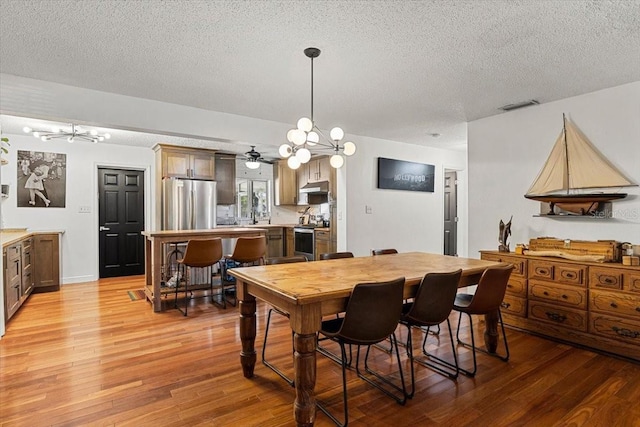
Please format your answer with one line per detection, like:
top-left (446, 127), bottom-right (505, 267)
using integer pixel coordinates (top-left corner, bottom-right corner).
top-left (79, 206), bottom-right (91, 213)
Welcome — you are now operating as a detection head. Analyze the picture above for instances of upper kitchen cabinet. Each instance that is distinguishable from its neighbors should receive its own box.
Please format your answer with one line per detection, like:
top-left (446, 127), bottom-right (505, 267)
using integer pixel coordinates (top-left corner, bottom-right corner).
top-left (274, 160), bottom-right (297, 205)
top-left (155, 144), bottom-right (216, 180)
top-left (215, 154), bottom-right (236, 205)
top-left (304, 156), bottom-right (331, 184)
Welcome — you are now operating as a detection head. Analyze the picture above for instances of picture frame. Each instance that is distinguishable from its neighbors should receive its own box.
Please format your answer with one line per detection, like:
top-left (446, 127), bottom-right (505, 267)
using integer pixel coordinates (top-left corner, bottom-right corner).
top-left (377, 157), bottom-right (435, 192)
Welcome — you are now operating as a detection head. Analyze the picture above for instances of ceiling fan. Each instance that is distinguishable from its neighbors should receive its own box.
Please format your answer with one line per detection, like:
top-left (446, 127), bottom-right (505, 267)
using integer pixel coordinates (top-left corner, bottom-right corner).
top-left (243, 146), bottom-right (272, 169)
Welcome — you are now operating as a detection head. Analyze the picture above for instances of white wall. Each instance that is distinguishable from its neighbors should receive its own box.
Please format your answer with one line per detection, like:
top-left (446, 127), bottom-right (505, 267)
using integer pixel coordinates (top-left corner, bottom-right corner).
top-left (468, 82), bottom-right (640, 258)
top-left (343, 134), bottom-right (468, 257)
top-left (1, 134), bottom-right (155, 283)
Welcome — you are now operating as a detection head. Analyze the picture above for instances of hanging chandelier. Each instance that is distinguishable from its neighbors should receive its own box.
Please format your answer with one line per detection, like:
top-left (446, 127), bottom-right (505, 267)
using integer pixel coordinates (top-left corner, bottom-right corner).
top-left (23, 123), bottom-right (111, 143)
top-left (279, 47), bottom-right (356, 169)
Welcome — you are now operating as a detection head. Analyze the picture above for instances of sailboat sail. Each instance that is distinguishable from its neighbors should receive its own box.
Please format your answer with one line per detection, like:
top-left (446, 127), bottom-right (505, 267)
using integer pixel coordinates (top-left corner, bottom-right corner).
top-left (526, 117), bottom-right (635, 197)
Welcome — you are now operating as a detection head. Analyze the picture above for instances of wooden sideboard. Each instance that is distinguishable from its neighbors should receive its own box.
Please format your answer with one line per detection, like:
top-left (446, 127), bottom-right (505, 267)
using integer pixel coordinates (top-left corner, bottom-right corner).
top-left (481, 251), bottom-right (640, 362)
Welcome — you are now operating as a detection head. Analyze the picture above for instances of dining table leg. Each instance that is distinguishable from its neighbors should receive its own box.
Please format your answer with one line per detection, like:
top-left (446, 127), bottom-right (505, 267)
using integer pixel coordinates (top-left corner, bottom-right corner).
top-left (239, 288), bottom-right (257, 378)
top-left (483, 310), bottom-right (499, 353)
top-left (293, 332), bottom-right (317, 426)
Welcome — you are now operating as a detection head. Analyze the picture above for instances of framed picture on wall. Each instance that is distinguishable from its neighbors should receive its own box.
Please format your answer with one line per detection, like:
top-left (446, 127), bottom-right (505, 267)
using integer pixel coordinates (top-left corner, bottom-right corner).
top-left (377, 157), bottom-right (435, 192)
top-left (17, 150), bottom-right (67, 208)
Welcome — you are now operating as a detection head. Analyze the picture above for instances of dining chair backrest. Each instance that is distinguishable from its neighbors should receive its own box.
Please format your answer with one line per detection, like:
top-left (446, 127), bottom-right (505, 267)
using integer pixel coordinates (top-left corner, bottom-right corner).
top-left (371, 249), bottom-right (398, 256)
top-left (319, 251), bottom-right (354, 260)
top-left (336, 277), bottom-right (405, 345)
top-left (180, 238), bottom-right (223, 268)
top-left (464, 265), bottom-right (514, 314)
top-left (231, 236), bottom-right (267, 264)
top-left (266, 255), bottom-right (308, 265)
top-left (403, 270), bottom-right (462, 326)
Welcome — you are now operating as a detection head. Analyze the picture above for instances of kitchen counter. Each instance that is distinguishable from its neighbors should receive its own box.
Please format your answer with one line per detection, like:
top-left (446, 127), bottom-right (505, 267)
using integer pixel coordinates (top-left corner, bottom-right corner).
top-left (1, 228), bottom-right (65, 247)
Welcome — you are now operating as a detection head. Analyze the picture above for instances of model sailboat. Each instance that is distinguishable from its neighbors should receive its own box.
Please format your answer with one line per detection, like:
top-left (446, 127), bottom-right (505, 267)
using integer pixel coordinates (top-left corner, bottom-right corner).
top-left (525, 114), bottom-right (636, 215)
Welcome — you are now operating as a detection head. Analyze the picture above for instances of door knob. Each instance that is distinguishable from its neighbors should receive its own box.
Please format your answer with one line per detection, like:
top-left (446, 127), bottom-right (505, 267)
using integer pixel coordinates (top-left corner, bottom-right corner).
top-left (99, 226), bottom-right (111, 231)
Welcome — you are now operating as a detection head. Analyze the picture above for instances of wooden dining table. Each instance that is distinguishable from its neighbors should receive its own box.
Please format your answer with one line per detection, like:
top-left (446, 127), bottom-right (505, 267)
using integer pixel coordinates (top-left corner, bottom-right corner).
top-left (229, 252), bottom-right (508, 426)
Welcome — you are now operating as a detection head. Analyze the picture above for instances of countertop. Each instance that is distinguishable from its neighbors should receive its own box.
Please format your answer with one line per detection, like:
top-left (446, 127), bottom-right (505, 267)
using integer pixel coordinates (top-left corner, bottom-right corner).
top-left (1, 229), bottom-right (65, 247)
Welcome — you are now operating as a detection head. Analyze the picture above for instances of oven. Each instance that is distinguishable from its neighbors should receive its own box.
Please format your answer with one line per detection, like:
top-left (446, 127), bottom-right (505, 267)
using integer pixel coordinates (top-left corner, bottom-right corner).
top-left (294, 227), bottom-right (315, 261)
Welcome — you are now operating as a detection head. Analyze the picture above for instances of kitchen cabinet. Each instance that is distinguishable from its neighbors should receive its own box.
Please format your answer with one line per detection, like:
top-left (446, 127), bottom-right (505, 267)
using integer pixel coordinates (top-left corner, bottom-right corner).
top-left (33, 234), bottom-right (60, 293)
top-left (314, 229), bottom-right (332, 260)
top-left (4, 242), bottom-right (22, 320)
top-left (156, 145), bottom-right (216, 180)
top-left (266, 228), bottom-right (285, 258)
top-left (285, 227), bottom-right (295, 257)
top-left (307, 156), bottom-right (331, 183)
top-left (21, 238), bottom-right (34, 296)
top-left (274, 160), bottom-right (297, 205)
top-left (215, 154), bottom-right (236, 205)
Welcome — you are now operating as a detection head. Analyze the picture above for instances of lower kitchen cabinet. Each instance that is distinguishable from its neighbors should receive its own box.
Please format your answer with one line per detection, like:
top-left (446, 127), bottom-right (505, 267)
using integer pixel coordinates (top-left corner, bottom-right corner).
top-left (314, 229), bottom-right (331, 260)
top-left (3, 233), bottom-right (61, 322)
top-left (285, 227), bottom-right (295, 257)
top-left (266, 228), bottom-right (284, 258)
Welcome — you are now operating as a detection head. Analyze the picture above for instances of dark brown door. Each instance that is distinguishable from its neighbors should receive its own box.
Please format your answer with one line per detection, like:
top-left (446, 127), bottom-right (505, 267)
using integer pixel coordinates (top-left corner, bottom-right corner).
top-left (98, 168), bottom-right (145, 278)
top-left (444, 170), bottom-right (458, 256)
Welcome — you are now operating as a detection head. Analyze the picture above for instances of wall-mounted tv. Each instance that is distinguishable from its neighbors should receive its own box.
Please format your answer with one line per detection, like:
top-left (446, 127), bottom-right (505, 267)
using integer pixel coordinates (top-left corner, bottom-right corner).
top-left (377, 157), bottom-right (435, 192)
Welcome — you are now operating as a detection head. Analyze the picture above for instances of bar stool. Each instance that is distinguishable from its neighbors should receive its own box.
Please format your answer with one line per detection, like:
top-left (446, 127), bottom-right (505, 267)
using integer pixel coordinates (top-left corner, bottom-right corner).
top-left (453, 264), bottom-right (514, 376)
top-left (400, 270), bottom-right (462, 398)
top-left (317, 277), bottom-right (407, 427)
top-left (175, 238), bottom-right (223, 316)
top-left (218, 236), bottom-right (266, 308)
top-left (262, 255), bottom-right (308, 386)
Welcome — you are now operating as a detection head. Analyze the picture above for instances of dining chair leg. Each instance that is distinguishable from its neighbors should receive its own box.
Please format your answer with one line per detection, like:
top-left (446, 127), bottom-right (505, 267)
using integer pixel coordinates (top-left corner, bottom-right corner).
top-left (456, 310), bottom-right (510, 377)
top-left (360, 333), bottom-right (407, 405)
top-left (418, 319), bottom-right (459, 379)
top-left (261, 308), bottom-right (295, 387)
top-left (455, 312), bottom-right (478, 376)
top-left (317, 341), bottom-right (350, 427)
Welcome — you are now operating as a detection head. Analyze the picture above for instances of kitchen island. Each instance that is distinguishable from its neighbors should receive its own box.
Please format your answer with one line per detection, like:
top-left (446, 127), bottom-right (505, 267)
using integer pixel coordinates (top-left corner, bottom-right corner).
top-left (142, 228), bottom-right (267, 311)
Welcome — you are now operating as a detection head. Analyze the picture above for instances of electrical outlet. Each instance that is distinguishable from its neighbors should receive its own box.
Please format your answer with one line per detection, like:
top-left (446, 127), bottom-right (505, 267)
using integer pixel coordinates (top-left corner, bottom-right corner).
top-left (365, 205), bottom-right (372, 214)
top-left (79, 206), bottom-right (91, 213)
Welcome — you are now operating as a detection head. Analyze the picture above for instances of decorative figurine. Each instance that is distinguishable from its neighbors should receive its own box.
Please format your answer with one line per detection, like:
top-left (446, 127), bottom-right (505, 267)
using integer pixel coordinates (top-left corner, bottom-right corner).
top-left (499, 216), bottom-right (512, 253)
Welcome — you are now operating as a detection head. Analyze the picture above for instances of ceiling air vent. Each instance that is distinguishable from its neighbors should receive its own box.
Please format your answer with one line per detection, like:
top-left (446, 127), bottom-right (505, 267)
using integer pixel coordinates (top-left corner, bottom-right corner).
top-left (499, 99), bottom-right (539, 112)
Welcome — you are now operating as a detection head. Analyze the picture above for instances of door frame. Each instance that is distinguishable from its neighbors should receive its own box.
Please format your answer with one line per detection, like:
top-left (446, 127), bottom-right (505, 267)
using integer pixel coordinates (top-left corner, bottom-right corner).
top-left (442, 166), bottom-right (467, 258)
top-left (93, 161), bottom-right (151, 281)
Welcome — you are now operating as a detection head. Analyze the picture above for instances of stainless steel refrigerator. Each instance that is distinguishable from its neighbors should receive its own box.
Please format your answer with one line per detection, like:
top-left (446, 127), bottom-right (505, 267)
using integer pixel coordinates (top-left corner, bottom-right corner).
top-left (162, 178), bottom-right (217, 230)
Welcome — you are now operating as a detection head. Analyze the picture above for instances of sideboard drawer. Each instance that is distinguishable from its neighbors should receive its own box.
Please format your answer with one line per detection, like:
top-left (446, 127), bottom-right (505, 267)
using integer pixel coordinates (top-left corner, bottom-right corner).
top-left (625, 271), bottom-right (640, 293)
top-left (505, 276), bottom-right (527, 297)
top-left (529, 280), bottom-right (587, 310)
top-left (529, 259), bottom-right (586, 287)
top-left (589, 267), bottom-right (622, 290)
top-left (589, 313), bottom-right (640, 345)
top-left (529, 301), bottom-right (587, 331)
top-left (501, 294), bottom-right (527, 318)
top-left (589, 289), bottom-right (640, 319)
top-left (481, 253), bottom-right (527, 278)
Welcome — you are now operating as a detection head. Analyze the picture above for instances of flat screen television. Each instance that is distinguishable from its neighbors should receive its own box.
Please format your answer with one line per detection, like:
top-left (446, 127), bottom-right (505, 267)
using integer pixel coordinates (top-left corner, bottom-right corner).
top-left (377, 157), bottom-right (435, 192)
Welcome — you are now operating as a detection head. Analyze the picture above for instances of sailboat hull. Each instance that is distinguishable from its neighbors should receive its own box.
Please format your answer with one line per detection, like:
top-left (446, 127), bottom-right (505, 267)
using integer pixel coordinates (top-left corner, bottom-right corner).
top-left (524, 193), bottom-right (627, 204)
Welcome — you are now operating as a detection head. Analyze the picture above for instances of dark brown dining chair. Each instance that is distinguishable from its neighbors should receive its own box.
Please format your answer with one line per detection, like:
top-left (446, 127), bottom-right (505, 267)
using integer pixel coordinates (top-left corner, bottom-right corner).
top-left (371, 248), bottom-right (398, 255)
top-left (319, 251), bottom-right (354, 260)
top-left (400, 270), bottom-right (462, 397)
top-left (317, 277), bottom-right (407, 427)
top-left (175, 238), bottom-right (223, 316)
top-left (453, 264), bottom-right (514, 376)
top-left (218, 236), bottom-right (266, 308)
top-left (262, 255), bottom-right (308, 386)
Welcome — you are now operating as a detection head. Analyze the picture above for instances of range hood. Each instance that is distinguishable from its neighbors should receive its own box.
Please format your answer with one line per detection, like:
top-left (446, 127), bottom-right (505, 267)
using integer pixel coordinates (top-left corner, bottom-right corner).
top-left (300, 181), bottom-right (329, 194)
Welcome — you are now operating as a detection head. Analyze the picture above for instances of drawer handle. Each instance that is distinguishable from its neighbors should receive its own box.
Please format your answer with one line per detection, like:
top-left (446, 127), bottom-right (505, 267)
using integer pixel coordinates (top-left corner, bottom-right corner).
top-left (563, 271), bottom-right (577, 279)
top-left (543, 291), bottom-right (550, 296)
top-left (536, 268), bottom-right (550, 275)
top-left (545, 312), bottom-right (567, 323)
top-left (610, 302), bottom-right (618, 309)
top-left (500, 302), bottom-right (511, 309)
top-left (636, 307), bottom-right (640, 313)
top-left (561, 294), bottom-right (568, 300)
top-left (602, 277), bottom-right (615, 284)
top-left (611, 326), bottom-right (640, 339)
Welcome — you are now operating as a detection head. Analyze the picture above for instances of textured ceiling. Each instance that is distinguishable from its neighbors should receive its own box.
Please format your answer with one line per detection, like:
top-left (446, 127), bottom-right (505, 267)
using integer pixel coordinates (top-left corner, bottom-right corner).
top-left (1, 0), bottom-right (639, 155)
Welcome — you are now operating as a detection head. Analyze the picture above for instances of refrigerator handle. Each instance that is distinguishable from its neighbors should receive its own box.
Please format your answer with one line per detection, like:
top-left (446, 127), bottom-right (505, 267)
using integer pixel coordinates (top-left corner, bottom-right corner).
top-left (191, 187), bottom-right (196, 229)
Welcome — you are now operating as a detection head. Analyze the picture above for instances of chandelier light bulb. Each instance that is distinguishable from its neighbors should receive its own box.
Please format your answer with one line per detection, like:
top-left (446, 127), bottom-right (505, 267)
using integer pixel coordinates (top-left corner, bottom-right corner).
top-left (245, 160), bottom-right (260, 170)
top-left (297, 117), bottom-right (313, 132)
top-left (90, 130), bottom-right (98, 136)
top-left (296, 147), bottom-right (311, 164)
top-left (286, 129), bottom-right (296, 143)
top-left (306, 131), bottom-right (319, 146)
top-left (67, 136), bottom-right (74, 143)
top-left (292, 129), bottom-right (307, 146)
top-left (330, 127), bottom-right (344, 141)
top-left (33, 131), bottom-right (40, 138)
top-left (330, 154), bottom-right (344, 168)
top-left (287, 156), bottom-right (301, 170)
top-left (104, 133), bottom-right (111, 139)
top-left (343, 141), bottom-right (356, 156)
top-left (279, 144), bottom-right (292, 158)
top-left (41, 136), bottom-right (48, 141)
top-left (23, 126), bottom-right (32, 133)
top-left (51, 127), bottom-right (60, 133)
top-left (98, 136), bottom-right (105, 142)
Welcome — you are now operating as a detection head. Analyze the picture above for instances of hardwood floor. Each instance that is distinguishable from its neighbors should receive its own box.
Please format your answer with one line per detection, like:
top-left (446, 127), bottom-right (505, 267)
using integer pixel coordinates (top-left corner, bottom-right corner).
top-left (1, 276), bottom-right (639, 426)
